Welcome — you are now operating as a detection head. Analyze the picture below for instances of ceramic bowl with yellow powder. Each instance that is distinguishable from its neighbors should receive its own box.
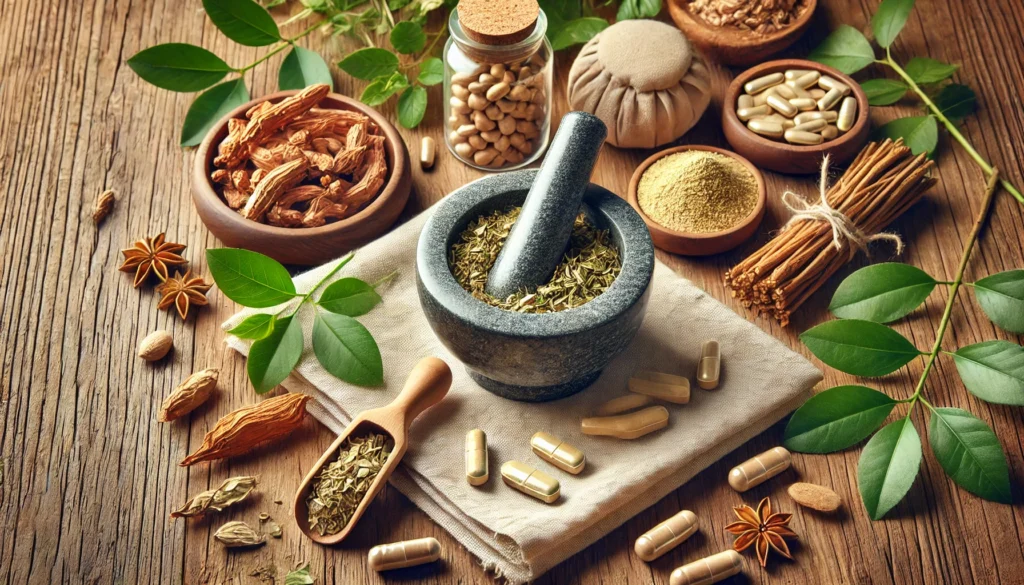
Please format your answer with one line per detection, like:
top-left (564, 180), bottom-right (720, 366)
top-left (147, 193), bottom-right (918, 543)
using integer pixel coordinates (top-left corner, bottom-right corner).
top-left (627, 145), bottom-right (765, 256)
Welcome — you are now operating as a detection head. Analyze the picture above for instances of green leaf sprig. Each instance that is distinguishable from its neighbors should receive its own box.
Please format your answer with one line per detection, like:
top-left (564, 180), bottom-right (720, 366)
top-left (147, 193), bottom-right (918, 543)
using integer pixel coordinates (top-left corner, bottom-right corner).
top-left (786, 171), bottom-right (1018, 519)
top-left (808, 0), bottom-right (1022, 205)
top-left (209, 249), bottom-right (393, 394)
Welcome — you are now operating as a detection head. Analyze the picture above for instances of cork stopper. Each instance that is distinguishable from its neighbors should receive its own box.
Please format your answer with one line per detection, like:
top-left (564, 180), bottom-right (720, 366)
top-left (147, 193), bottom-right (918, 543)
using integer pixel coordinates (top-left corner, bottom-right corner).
top-left (457, 0), bottom-right (539, 45)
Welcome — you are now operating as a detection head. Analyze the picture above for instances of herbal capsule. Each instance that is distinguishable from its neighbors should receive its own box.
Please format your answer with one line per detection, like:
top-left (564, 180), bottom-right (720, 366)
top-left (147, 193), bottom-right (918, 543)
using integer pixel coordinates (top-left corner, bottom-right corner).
top-left (629, 371), bottom-right (690, 404)
top-left (809, 88), bottom-right (827, 99)
top-left (736, 105), bottom-right (771, 121)
top-left (784, 69), bottom-right (812, 80)
top-left (728, 446), bottom-right (792, 492)
top-left (787, 70), bottom-right (820, 89)
top-left (595, 394), bottom-right (653, 416)
top-left (465, 429), bottom-right (488, 486)
top-left (367, 537), bottom-right (442, 571)
top-left (789, 98), bottom-right (817, 111)
top-left (791, 118), bottom-right (828, 133)
top-left (743, 72), bottom-right (784, 94)
top-left (581, 406), bottom-right (669, 440)
top-left (501, 461), bottom-right (560, 503)
top-left (747, 119), bottom-right (784, 138)
top-left (697, 340), bottom-right (720, 390)
top-left (766, 94), bottom-right (797, 118)
top-left (818, 75), bottom-right (850, 94)
top-left (817, 87), bottom-right (844, 111)
top-left (669, 550), bottom-right (743, 585)
top-left (821, 124), bottom-right (840, 140)
top-left (789, 84), bottom-right (812, 99)
top-left (420, 136), bottom-right (436, 170)
top-left (784, 129), bottom-right (824, 145)
top-left (794, 110), bottom-right (837, 125)
top-left (531, 431), bottom-right (586, 474)
top-left (837, 96), bottom-right (858, 132)
top-left (737, 94), bottom-right (754, 110)
top-left (772, 83), bottom-right (797, 100)
top-left (635, 510), bottom-right (698, 561)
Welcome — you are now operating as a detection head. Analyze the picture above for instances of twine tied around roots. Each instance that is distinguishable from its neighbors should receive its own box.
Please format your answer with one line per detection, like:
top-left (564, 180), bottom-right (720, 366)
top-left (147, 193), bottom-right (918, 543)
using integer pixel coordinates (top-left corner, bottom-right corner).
top-left (781, 154), bottom-right (904, 258)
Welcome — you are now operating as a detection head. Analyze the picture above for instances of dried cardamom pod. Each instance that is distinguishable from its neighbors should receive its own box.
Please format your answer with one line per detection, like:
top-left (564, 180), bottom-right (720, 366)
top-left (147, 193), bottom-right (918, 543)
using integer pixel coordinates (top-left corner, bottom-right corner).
top-left (159, 368), bottom-right (219, 422)
top-left (180, 393), bottom-right (310, 466)
top-left (171, 476), bottom-right (257, 518)
top-left (214, 520), bottom-right (265, 548)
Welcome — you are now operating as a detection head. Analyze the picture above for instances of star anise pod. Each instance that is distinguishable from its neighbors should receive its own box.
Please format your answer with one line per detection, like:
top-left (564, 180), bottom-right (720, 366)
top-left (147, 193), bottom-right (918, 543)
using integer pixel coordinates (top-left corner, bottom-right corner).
top-left (156, 270), bottom-right (212, 320)
top-left (725, 496), bottom-right (797, 567)
top-left (119, 233), bottom-right (187, 287)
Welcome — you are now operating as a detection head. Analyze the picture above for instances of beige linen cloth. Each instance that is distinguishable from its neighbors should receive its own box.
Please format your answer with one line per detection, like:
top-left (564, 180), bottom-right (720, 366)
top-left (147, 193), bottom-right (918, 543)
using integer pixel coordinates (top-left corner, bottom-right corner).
top-left (223, 209), bottom-right (821, 583)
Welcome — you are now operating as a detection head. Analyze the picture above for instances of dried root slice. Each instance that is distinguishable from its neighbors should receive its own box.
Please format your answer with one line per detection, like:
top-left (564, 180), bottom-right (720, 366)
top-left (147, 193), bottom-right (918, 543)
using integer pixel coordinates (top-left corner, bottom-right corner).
top-left (787, 482), bottom-right (842, 512)
top-left (242, 157), bottom-right (309, 221)
top-left (266, 205), bottom-right (305, 227)
top-left (216, 84), bottom-right (330, 168)
top-left (159, 368), bottom-right (219, 422)
top-left (180, 393), bottom-right (310, 466)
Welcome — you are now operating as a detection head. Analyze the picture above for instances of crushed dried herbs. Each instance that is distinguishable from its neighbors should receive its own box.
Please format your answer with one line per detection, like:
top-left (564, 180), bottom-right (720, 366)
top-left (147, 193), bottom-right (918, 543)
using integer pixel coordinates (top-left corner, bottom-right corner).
top-left (306, 432), bottom-right (393, 536)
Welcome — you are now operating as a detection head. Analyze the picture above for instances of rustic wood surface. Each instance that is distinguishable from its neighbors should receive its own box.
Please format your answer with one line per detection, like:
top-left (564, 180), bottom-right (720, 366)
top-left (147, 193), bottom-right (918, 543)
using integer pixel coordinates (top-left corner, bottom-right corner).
top-left (2, 0), bottom-right (1023, 584)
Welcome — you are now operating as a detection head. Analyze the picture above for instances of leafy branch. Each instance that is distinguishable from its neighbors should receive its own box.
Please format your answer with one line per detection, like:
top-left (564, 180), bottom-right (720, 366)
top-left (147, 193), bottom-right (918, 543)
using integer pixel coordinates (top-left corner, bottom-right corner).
top-left (787, 171), bottom-right (1024, 519)
top-left (808, 0), bottom-right (1023, 205)
top-left (207, 248), bottom-right (389, 394)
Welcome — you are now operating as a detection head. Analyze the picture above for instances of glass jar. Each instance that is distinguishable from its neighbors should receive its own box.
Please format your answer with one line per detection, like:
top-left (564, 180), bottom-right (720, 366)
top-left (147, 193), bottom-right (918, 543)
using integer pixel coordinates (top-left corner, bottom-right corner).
top-left (443, 9), bottom-right (553, 171)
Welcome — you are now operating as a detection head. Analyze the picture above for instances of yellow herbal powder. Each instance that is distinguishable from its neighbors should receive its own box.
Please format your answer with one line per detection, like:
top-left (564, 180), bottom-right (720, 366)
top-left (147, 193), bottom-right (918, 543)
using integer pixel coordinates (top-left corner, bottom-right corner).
top-left (637, 151), bottom-right (758, 234)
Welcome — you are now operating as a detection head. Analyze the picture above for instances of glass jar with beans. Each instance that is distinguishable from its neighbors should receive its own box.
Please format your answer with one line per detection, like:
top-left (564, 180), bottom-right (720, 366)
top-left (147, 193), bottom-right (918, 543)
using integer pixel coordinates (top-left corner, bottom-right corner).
top-left (442, 5), bottom-right (552, 171)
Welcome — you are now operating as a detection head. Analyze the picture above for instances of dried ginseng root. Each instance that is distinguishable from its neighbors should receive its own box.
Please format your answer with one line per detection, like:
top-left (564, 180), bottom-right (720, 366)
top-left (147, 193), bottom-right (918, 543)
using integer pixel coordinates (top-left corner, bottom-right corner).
top-left (171, 476), bottom-right (257, 518)
top-left (180, 393), bottom-right (310, 466)
top-left (215, 520), bottom-right (266, 548)
top-left (159, 368), bottom-right (219, 422)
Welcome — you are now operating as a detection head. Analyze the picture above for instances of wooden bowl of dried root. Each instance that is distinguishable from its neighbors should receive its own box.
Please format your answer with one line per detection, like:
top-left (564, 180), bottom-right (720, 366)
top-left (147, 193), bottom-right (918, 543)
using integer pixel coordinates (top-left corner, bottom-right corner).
top-left (192, 85), bottom-right (412, 266)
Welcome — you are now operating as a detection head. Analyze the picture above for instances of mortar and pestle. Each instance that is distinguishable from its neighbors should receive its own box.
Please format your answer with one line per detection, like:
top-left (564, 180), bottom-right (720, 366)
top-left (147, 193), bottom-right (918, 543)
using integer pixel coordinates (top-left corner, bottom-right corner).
top-left (417, 112), bottom-right (655, 401)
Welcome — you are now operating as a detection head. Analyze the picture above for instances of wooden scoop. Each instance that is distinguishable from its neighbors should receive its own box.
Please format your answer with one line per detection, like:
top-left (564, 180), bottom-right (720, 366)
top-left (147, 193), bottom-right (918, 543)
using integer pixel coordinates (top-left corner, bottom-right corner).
top-left (293, 357), bottom-right (453, 545)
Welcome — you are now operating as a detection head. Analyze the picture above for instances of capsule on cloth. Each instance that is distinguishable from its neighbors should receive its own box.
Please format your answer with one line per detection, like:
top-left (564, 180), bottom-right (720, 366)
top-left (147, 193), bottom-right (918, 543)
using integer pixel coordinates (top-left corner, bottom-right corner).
top-left (501, 461), bottom-right (560, 503)
top-left (696, 340), bottom-right (721, 390)
top-left (531, 431), bottom-right (585, 474)
top-left (581, 406), bottom-right (669, 439)
top-left (465, 429), bottom-right (488, 486)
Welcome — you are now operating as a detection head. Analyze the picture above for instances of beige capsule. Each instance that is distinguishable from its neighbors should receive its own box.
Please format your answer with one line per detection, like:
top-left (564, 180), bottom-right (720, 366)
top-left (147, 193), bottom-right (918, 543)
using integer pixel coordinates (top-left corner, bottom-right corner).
top-left (818, 75), bottom-right (850, 94)
top-left (420, 137), bottom-right (435, 170)
top-left (737, 94), bottom-right (754, 110)
top-left (821, 124), bottom-right (839, 140)
top-left (531, 431), bottom-right (586, 474)
top-left (816, 87), bottom-right (844, 111)
top-left (794, 110), bottom-right (838, 125)
top-left (696, 340), bottom-right (720, 390)
top-left (634, 510), bottom-right (698, 562)
top-left (629, 371), bottom-right (690, 404)
top-left (773, 83), bottom-right (797, 99)
top-left (787, 70), bottom-right (821, 89)
top-left (594, 393), bottom-right (653, 416)
top-left (747, 119), bottom-right (785, 138)
top-left (784, 129), bottom-right (824, 145)
top-left (501, 461), bottom-right (560, 503)
top-left (581, 405), bottom-right (669, 440)
top-left (789, 84), bottom-right (812, 99)
top-left (669, 550), bottom-right (743, 585)
top-left (736, 105), bottom-right (771, 121)
top-left (791, 118), bottom-right (828, 133)
top-left (743, 72), bottom-right (784, 94)
top-left (784, 69), bottom-right (813, 80)
top-left (728, 446), bottom-right (792, 492)
top-left (368, 537), bottom-right (441, 571)
top-left (809, 88), bottom-right (827, 99)
top-left (837, 96), bottom-right (858, 132)
top-left (789, 97), bottom-right (817, 111)
top-left (466, 428), bottom-right (488, 486)
top-left (766, 94), bottom-right (797, 117)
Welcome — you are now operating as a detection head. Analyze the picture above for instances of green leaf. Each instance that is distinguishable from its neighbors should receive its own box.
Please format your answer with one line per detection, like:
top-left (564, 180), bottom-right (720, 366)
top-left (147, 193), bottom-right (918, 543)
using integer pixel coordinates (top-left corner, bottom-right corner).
top-left (974, 270), bottom-right (1024, 333)
top-left (360, 71), bottom-right (409, 106)
top-left (871, 0), bottom-right (915, 48)
top-left (616, 0), bottom-right (661, 20)
top-left (808, 25), bottom-right (876, 74)
top-left (206, 248), bottom-right (297, 308)
top-left (279, 46), bottom-right (334, 91)
top-left (318, 278), bottom-right (382, 316)
top-left (203, 0), bottom-right (280, 46)
top-left (417, 57), bottom-right (444, 86)
top-left (390, 20), bottom-right (426, 54)
top-left (127, 43), bottom-right (233, 92)
top-left (830, 263), bottom-right (936, 322)
top-left (180, 79), bottom-right (250, 147)
top-left (312, 313), bottom-right (383, 386)
top-left (801, 319), bottom-right (922, 377)
top-left (397, 86), bottom-right (428, 128)
top-left (904, 57), bottom-right (959, 84)
top-left (934, 83), bottom-right (977, 121)
top-left (876, 115), bottom-right (938, 155)
top-left (861, 79), bottom-right (908, 106)
top-left (784, 385), bottom-right (898, 453)
top-left (551, 17), bottom-right (609, 51)
top-left (953, 341), bottom-right (1024, 406)
top-left (228, 313), bottom-right (276, 340)
top-left (858, 417), bottom-right (922, 520)
top-left (338, 48), bottom-right (399, 80)
top-left (284, 565), bottom-right (315, 585)
top-left (928, 407), bottom-right (1011, 503)
top-left (248, 315), bottom-right (304, 393)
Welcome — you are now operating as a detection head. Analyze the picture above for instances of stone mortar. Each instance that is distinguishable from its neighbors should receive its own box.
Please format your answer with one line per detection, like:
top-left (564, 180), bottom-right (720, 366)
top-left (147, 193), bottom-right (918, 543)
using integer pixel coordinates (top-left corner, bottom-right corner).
top-left (416, 170), bottom-right (655, 401)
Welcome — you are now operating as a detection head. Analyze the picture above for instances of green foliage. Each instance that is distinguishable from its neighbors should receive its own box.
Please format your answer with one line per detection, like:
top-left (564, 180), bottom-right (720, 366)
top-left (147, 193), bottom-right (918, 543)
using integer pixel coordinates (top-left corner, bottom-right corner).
top-left (127, 44), bottom-right (233, 92)
top-left (800, 319), bottom-right (922, 377)
top-left (279, 46), bottom-right (334, 90)
top-left (203, 0), bottom-right (281, 46)
top-left (952, 341), bottom-right (1024, 406)
top-left (829, 263), bottom-right (936, 322)
top-left (973, 270), bottom-right (1024, 332)
top-left (860, 79), bottom-right (907, 106)
top-left (228, 313), bottom-right (277, 340)
top-left (313, 313), bottom-right (384, 386)
top-left (904, 57), bottom-right (958, 84)
top-left (551, 18), bottom-right (609, 51)
top-left (875, 115), bottom-right (938, 155)
top-left (207, 248), bottom-right (298, 308)
top-left (361, 71), bottom-right (409, 106)
top-left (417, 57), bottom-right (444, 86)
top-left (397, 86), bottom-right (428, 128)
top-left (928, 408), bottom-right (1011, 503)
top-left (784, 385), bottom-right (897, 453)
top-left (934, 84), bottom-right (977, 120)
top-left (284, 565), bottom-right (315, 585)
top-left (248, 315), bottom-right (304, 393)
top-left (808, 25), bottom-right (875, 74)
top-left (180, 79), bottom-right (250, 147)
top-left (616, 0), bottom-right (661, 21)
top-left (338, 48), bottom-right (400, 80)
top-left (871, 0), bottom-right (915, 49)
top-left (858, 417), bottom-right (922, 519)
top-left (389, 21), bottom-right (426, 54)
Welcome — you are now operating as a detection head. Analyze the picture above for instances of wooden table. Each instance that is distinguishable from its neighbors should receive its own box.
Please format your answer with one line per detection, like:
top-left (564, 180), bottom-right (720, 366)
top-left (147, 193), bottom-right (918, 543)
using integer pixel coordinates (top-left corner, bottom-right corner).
top-left (3, 1), bottom-right (1023, 583)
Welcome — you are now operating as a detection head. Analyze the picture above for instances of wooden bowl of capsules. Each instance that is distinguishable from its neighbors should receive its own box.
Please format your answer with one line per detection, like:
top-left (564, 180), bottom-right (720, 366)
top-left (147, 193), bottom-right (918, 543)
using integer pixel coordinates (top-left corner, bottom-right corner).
top-left (722, 59), bottom-right (870, 174)
top-left (191, 86), bottom-right (412, 266)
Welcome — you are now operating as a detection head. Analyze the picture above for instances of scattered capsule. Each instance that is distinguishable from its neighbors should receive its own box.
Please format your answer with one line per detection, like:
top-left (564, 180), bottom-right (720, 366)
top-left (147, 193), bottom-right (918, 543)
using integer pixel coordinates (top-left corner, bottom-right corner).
top-left (837, 96), bottom-right (858, 132)
top-left (465, 429), bottom-right (488, 486)
top-left (594, 394), bottom-right (654, 416)
top-left (818, 75), bottom-right (850, 94)
top-left (747, 119), bottom-right (785, 138)
top-left (737, 105), bottom-right (771, 121)
top-left (766, 94), bottom-right (798, 118)
top-left (531, 431), bottom-right (586, 474)
top-left (817, 87), bottom-right (845, 111)
top-left (629, 371), bottom-right (690, 404)
top-left (737, 94), bottom-right (754, 110)
top-left (669, 550), bottom-right (743, 585)
top-left (420, 136), bottom-right (436, 170)
top-left (697, 340), bottom-right (721, 390)
top-left (787, 70), bottom-right (821, 89)
top-left (728, 446), bottom-right (792, 492)
top-left (821, 124), bottom-right (840, 140)
top-left (635, 510), bottom-right (698, 561)
top-left (789, 97), bottom-right (817, 111)
top-left (368, 538), bottom-right (442, 571)
top-left (581, 406), bottom-right (670, 440)
top-left (791, 118), bottom-right (828, 133)
top-left (743, 72), bottom-right (784, 94)
top-left (784, 129), bottom-right (824, 145)
top-left (501, 461), bottom-right (560, 503)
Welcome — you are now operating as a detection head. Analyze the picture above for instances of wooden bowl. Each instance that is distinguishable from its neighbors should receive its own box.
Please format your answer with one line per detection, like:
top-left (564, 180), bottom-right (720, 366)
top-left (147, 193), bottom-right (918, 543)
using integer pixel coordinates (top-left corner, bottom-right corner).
top-left (722, 59), bottom-right (870, 174)
top-left (192, 90), bottom-right (412, 266)
top-left (627, 145), bottom-right (766, 256)
top-left (666, 0), bottom-right (816, 66)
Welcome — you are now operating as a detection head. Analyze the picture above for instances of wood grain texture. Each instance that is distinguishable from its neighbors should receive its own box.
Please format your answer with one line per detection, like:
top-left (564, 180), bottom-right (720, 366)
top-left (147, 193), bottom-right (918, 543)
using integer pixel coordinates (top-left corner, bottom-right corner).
top-left (1, 1), bottom-right (1023, 584)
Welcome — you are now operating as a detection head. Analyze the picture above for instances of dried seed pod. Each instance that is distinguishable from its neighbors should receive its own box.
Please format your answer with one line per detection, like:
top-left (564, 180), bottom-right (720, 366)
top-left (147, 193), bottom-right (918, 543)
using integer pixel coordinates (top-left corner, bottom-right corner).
top-left (92, 189), bottom-right (115, 223)
top-left (180, 393), bottom-right (310, 466)
top-left (214, 520), bottom-right (265, 548)
top-left (138, 330), bottom-right (173, 362)
top-left (159, 368), bottom-right (219, 422)
top-left (171, 476), bottom-right (257, 518)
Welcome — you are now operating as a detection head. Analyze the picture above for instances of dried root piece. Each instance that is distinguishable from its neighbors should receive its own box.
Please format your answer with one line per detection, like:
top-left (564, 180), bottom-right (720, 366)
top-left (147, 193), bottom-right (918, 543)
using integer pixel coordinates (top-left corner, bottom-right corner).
top-left (159, 368), bottom-right (219, 422)
top-left (180, 393), bottom-right (311, 466)
top-left (242, 158), bottom-right (309, 221)
top-left (216, 84), bottom-right (330, 168)
top-left (267, 205), bottom-right (305, 227)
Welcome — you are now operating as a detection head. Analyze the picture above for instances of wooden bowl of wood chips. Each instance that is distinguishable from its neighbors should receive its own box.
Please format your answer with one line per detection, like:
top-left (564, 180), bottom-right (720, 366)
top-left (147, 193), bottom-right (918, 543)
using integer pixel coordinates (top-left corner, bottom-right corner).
top-left (192, 86), bottom-right (412, 266)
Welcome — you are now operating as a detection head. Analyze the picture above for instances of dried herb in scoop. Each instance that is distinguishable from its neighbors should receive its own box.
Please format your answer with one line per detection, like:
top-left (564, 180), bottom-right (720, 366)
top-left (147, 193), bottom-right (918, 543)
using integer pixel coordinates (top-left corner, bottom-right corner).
top-left (306, 432), bottom-right (393, 536)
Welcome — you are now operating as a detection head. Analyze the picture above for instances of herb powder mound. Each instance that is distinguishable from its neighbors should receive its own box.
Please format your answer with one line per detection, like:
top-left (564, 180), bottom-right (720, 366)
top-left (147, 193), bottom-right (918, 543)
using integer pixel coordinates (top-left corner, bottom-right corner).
top-left (637, 151), bottom-right (759, 234)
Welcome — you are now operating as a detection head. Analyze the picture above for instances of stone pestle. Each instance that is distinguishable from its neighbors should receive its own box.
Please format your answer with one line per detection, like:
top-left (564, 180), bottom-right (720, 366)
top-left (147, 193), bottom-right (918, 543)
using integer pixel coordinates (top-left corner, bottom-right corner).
top-left (485, 112), bottom-right (608, 299)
